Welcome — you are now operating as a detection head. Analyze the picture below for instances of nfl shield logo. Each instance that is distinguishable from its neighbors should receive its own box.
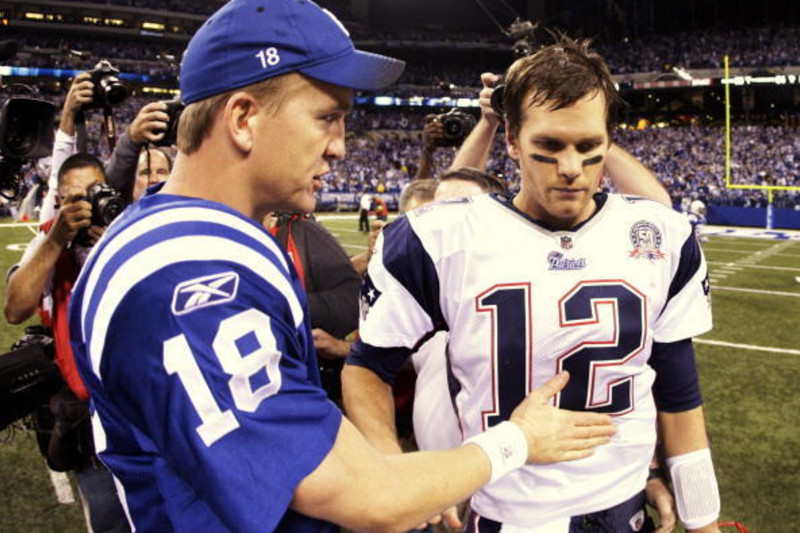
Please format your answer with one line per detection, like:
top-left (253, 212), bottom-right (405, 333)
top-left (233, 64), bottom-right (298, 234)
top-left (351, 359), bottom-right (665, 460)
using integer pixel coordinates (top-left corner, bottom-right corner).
top-left (560, 235), bottom-right (573, 250)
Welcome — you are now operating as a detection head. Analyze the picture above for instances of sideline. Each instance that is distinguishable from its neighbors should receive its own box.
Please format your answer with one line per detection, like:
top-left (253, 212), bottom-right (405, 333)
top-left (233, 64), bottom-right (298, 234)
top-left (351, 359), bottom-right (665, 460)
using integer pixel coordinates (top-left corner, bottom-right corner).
top-left (695, 338), bottom-right (800, 356)
top-left (703, 225), bottom-right (800, 241)
top-left (713, 285), bottom-right (800, 298)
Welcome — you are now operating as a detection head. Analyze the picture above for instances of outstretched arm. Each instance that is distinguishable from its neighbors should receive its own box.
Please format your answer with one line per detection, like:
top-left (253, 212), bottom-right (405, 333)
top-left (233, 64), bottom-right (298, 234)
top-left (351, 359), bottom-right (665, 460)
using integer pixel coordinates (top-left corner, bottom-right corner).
top-left (415, 114), bottom-right (444, 180)
top-left (299, 371), bottom-right (616, 532)
top-left (604, 144), bottom-right (671, 206)
top-left (450, 72), bottom-right (501, 171)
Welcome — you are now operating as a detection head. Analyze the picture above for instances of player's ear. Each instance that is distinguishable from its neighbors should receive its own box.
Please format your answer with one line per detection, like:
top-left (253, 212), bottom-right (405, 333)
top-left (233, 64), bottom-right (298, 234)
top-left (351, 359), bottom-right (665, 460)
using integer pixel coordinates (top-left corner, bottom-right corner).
top-left (224, 91), bottom-right (259, 154)
top-left (506, 129), bottom-right (520, 161)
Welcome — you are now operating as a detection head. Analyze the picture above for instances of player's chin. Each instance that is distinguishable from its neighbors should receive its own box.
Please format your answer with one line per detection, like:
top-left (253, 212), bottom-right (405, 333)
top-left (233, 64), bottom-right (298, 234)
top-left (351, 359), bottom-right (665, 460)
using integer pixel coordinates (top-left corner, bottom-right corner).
top-left (295, 190), bottom-right (318, 214)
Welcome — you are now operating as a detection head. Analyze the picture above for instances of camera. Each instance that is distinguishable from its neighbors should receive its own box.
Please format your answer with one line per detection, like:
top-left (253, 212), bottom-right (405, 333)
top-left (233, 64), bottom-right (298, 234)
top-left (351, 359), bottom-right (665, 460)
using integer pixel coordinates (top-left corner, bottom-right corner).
top-left (154, 97), bottom-right (185, 147)
top-left (434, 109), bottom-right (477, 148)
top-left (508, 18), bottom-right (538, 58)
top-left (0, 97), bottom-right (57, 199)
top-left (73, 182), bottom-right (128, 246)
top-left (0, 325), bottom-right (60, 432)
top-left (85, 60), bottom-right (129, 109)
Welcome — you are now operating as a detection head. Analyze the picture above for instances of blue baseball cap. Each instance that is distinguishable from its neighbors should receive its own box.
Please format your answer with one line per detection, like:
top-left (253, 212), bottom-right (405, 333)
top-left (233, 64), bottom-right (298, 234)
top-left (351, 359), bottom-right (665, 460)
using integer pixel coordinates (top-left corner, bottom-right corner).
top-left (180, 0), bottom-right (405, 104)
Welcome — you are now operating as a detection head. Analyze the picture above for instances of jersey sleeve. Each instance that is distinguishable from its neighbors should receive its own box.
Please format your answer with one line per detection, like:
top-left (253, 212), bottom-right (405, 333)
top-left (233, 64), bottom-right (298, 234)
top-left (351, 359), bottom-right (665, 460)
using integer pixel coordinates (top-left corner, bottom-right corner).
top-left (95, 260), bottom-right (341, 532)
top-left (654, 228), bottom-right (713, 343)
top-left (347, 216), bottom-right (446, 383)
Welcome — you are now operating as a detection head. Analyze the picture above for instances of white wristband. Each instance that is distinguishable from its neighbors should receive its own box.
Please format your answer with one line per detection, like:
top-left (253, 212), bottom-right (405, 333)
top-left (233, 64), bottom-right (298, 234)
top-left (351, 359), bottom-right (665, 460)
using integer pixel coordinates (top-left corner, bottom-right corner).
top-left (464, 421), bottom-right (528, 484)
top-left (666, 448), bottom-right (720, 530)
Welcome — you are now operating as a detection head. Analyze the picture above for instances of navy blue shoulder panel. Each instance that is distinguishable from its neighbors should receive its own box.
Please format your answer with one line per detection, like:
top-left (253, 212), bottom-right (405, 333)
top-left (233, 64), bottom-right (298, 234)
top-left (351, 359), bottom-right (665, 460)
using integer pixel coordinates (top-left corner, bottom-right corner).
top-left (666, 232), bottom-right (702, 305)
top-left (346, 339), bottom-right (413, 384)
top-left (381, 216), bottom-right (446, 330)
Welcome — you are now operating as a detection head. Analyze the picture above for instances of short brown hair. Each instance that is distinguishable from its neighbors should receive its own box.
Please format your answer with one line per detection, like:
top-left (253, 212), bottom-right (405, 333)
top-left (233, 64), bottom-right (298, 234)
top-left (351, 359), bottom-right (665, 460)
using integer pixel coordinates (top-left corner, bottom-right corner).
top-left (502, 34), bottom-right (622, 140)
top-left (399, 179), bottom-right (437, 213)
top-left (440, 167), bottom-right (506, 194)
top-left (177, 76), bottom-right (286, 155)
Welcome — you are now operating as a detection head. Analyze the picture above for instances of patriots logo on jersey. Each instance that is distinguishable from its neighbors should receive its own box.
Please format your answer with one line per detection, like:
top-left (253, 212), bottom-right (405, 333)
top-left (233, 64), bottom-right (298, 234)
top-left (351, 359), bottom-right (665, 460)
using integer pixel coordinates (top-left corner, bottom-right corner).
top-left (629, 221), bottom-right (666, 260)
top-left (359, 274), bottom-right (382, 320)
top-left (547, 251), bottom-right (587, 271)
top-left (171, 271), bottom-right (240, 316)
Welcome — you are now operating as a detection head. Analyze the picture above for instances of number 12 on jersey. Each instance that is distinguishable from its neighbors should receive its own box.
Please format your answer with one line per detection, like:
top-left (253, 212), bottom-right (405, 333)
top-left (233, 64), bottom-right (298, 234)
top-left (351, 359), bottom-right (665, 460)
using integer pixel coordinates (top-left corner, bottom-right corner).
top-left (477, 281), bottom-right (647, 429)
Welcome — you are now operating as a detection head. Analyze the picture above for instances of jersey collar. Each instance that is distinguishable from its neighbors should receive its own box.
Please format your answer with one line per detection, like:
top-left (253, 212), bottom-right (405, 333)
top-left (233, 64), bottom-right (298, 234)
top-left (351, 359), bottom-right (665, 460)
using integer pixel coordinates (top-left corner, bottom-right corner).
top-left (490, 191), bottom-right (609, 233)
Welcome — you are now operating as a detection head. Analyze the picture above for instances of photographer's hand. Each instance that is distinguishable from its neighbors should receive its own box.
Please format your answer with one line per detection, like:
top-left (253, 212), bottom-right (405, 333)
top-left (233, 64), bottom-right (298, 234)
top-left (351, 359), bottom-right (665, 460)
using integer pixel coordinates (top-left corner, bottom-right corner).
top-left (49, 193), bottom-right (92, 248)
top-left (129, 102), bottom-right (170, 145)
top-left (4, 193), bottom-right (90, 324)
top-left (60, 73), bottom-right (94, 136)
top-left (478, 72), bottom-right (502, 127)
top-left (422, 113), bottom-right (445, 154)
top-left (414, 114), bottom-right (444, 180)
top-left (449, 72), bottom-right (502, 172)
top-left (87, 225), bottom-right (106, 247)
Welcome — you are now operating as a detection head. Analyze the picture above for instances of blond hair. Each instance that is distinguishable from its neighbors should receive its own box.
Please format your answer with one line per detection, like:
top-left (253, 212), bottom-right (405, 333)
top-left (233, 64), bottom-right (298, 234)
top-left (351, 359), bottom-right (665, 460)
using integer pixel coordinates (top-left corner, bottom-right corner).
top-left (177, 76), bottom-right (286, 154)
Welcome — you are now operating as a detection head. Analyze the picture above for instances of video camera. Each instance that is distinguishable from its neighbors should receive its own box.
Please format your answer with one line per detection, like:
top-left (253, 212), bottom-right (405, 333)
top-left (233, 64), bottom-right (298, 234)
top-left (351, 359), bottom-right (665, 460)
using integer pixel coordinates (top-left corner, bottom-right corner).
top-left (0, 325), bottom-right (60, 432)
top-left (434, 109), bottom-right (476, 148)
top-left (154, 97), bottom-right (184, 147)
top-left (73, 182), bottom-right (127, 247)
top-left (0, 97), bottom-right (57, 200)
top-left (84, 60), bottom-right (129, 109)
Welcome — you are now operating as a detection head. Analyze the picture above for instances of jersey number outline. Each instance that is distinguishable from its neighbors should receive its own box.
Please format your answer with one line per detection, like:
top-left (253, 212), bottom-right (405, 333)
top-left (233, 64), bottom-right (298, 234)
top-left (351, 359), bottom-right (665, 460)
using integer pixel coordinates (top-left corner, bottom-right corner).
top-left (163, 308), bottom-right (283, 446)
top-left (477, 280), bottom-right (646, 429)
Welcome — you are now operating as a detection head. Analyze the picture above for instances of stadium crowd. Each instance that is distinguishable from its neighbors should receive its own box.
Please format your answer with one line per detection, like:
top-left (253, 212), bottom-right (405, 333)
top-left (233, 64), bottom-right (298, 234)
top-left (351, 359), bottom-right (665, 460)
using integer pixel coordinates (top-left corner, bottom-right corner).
top-left (5, 96), bottom-right (799, 218)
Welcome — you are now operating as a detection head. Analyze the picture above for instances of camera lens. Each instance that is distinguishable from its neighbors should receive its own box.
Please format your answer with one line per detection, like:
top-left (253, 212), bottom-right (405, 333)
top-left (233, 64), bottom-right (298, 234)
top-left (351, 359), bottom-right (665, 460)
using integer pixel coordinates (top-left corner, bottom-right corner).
top-left (103, 79), bottom-right (129, 106)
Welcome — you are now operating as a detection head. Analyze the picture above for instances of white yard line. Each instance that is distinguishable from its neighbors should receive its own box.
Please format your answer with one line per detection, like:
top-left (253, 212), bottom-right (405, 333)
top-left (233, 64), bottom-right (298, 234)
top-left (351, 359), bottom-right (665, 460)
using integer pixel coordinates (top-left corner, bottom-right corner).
top-left (695, 338), bottom-right (800, 356)
top-left (702, 248), bottom-right (754, 254)
top-left (713, 285), bottom-right (800, 298)
top-left (0, 222), bottom-right (39, 228)
top-left (707, 263), bottom-right (800, 273)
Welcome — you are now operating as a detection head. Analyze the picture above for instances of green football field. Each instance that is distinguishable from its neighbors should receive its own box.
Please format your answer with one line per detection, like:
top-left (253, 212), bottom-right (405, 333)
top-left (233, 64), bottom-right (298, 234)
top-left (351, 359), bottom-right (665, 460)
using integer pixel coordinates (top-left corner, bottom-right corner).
top-left (0, 215), bottom-right (798, 532)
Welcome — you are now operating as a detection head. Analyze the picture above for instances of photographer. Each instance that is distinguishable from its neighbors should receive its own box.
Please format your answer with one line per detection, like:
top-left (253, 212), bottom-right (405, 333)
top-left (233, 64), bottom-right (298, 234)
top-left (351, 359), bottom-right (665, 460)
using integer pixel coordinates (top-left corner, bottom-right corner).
top-left (39, 72), bottom-right (93, 222)
top-left (4, 153), bottom-right (129, 533)
top-left (105, 101), bottom-right (171, 202)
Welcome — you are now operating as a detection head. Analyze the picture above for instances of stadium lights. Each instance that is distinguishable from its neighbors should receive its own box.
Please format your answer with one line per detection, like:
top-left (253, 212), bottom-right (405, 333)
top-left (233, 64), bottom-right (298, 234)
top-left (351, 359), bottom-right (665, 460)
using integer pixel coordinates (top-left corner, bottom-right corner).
top-left (362, 95), bottom-right (479, 108)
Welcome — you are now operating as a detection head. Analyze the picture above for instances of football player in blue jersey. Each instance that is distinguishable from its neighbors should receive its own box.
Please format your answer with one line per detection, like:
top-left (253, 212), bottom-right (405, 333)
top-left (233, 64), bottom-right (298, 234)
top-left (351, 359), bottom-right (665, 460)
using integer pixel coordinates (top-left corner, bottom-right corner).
top-left (67, 2), bottom-right (618, 532)
top-left (344, 35), bottom-right (722, 533)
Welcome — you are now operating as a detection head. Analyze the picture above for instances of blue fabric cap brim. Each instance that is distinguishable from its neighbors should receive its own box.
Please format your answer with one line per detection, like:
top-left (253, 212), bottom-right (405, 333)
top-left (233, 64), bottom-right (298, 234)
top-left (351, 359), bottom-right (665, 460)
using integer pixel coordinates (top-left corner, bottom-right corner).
top-left (300, 48), bottom-right (405, 91)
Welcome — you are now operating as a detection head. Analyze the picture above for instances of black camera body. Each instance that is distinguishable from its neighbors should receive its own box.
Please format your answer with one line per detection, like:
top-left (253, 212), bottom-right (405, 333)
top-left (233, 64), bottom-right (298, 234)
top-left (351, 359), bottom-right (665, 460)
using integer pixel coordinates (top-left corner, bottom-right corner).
top-left (85, 60), bottom-right (129, 109)
top-left (85, 182), bottom-right (127, 227)
top-left (435, 109), bottom-right (477, 148)
top-left (73, 182), bottom-right (127, 246)
top-left (0, 325), bottom-right (60, 432)
top-left (154, 98), bottom-right (185, 147)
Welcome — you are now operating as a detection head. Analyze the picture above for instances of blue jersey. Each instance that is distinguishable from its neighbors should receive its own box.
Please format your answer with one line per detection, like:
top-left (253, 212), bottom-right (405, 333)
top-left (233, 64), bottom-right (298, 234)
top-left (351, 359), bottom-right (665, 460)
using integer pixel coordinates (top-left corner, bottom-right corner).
top-left (68, 188), bottom-right (341, 532)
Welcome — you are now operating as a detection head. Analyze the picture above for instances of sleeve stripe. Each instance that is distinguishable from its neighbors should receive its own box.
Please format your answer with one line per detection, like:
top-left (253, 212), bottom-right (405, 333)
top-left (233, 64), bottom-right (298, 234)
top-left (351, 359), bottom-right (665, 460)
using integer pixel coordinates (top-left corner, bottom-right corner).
top-left (665, 232), bottom-right (702, 308)
top-left (85, 234), bottom-right (303, 379)
top-left (382, 217), bottom-right (446, 329)
top-left (80, 206), bottom-right (291, 335)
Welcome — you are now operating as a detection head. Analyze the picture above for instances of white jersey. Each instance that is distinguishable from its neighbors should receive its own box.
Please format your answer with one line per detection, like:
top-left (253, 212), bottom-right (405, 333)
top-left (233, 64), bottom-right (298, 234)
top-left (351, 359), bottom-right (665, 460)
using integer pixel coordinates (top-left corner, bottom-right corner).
top-left (353, 193), bottom-right (712, 525)
top-left (411, 331), bottom-right (463, 451)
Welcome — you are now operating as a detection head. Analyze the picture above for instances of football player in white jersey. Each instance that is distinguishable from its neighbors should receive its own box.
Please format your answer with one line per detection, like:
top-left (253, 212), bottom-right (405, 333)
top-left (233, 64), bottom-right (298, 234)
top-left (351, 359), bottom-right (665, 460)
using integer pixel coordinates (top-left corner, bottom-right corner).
top-left (67, 3), bottom-right (619, 532)
top-left (344, 34), bottom-right (721, 533)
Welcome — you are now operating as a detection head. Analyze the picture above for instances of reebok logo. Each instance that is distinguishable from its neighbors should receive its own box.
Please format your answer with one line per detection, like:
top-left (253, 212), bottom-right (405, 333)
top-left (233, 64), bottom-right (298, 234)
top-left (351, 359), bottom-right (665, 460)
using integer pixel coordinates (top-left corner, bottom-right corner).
top-left (171, 272), bottom-right (240, 316)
